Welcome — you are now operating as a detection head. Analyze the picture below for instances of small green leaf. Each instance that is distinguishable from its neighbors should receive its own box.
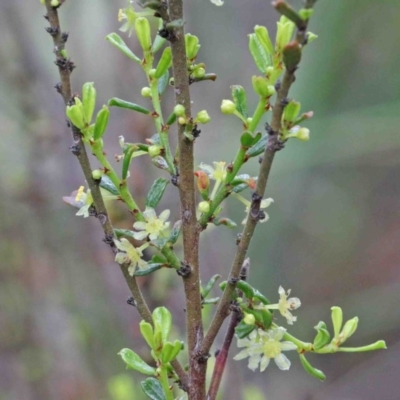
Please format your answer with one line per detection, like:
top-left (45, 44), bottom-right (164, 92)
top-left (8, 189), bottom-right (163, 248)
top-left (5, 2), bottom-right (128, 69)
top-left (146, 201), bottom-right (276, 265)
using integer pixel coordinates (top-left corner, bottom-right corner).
top-left (202, 274), bottom-right (221, 298)
top-left (166, 111), bottom-right (177, 126)
top-left (231, 85), bottom-right (248, 118)
top-left (150, 254), bottom-right (167, 264)
top-left (141, 377), bottom-right (166, 400)
top-left (155, 47), bottom-right (172, 79)
top-left (160, 340), bottom-right (182, 364)
top-left (118, 349), bottom-right (156, 376)
top-left (93, 105), bottom-right (110, 140)
top-left (212, 217), bottom-right (237, 228)
top-left (235, 281), bottom-right (254, 299)
top-left (114, 229), bottom-right (136, 239)
top-left (66, 104), bottom-right (85, 130)
top-left (283, 41), bottom-right (302, 72)
top-left (140, 321), bottom-right (155, 350)
top-left (152, 307), bottom-right (172, 343)
top-left (313, 321), bottom-right (331, 350)
top-left (158, 70), bottom-right (170, 95)
top-left (252, 288), bottom-right (270, 305)
top-left (152, 19), bottom-right (166, 53)
top-left (168, 220), bottom-right (182, 244)
top-left (235, 321), bottom-right (255, 339)
top-left (248, 33), bottom-right (271, 73)
top-left (82, 82), bottom-right (96, 125)
top-left (106, 33), bottom-right (141, 63)
top-left (133, 264), bottom-right (163, 277)
top-left (245, 308), bottom-right (273, 329)
top-left (246, 134), bottom-right (267, 158)
top-left (151, 238), bottom-right (169, 249)
top-left (299, 354), bottom-right (326, 381)
top-left (109, 98), bottom-right (151, 115)
top-left (122, 145), bottom-right (136, 180)
top-left (146, 178), bottom-right (169, 208)
top-left (100, 175), bottom-right (119, 195)
top-left (240, 132), bottom-right (255, 148)
top-left (254, 25), bottom-right (274, 55)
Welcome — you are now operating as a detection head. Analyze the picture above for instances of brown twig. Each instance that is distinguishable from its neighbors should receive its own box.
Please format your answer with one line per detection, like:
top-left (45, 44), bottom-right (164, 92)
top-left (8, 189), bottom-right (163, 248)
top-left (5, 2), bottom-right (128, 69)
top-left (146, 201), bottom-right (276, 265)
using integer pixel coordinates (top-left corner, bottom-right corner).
top-left (43, 0), bottom-right (188, 389)
top-left (167, 0), bottom-right (206, 398)
top-left (200, 2), bottom-right (314, 358)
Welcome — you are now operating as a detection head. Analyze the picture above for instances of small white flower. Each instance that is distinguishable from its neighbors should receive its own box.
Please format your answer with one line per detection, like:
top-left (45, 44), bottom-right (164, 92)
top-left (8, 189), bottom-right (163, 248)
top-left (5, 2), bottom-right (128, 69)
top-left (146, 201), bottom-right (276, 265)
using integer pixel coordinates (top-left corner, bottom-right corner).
top-left (234, 327), bottom-right (297, 372)
top-left (263, 286), bottom-right (301, 325)
top-left (232, 193), bottom-right (274, 225)
top-left (199, 161), bottom-right (227, 182)
top-left (132, 207), bottom-right (170, 241)
top-left (211, 0), bottom-right (224, 5)
top-left (114, 238), bottom-right (149, 275)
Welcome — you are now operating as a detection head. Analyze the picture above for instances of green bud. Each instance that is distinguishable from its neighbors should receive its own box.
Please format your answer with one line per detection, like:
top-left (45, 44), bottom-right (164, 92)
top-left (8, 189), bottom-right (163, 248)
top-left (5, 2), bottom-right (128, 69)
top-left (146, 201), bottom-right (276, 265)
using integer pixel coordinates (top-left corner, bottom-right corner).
top-left (148, 68), bottom-right (156, 78)
top-left (154, 47), bottom-right (172, 79)
top-left (195, 110), bottom-right (211, 124)
top-left (243, 313), bottom-right (256, 326)
top-left (252, 76), bottom-right (275, 97)
top-left (51, 0), bottom-right (60, 6)
top-left (331, 306), bottom-right (343, 338)
top-left (307, 32), bottom-right (318, 43)
top-left (198, 201), bottom-right (210, 213)
top-left (254, 25), bottom-right (274, 55)
top-left (299, 8), bottom-right (314, 20)
top-left (151, 156), bottom-right (169, 170)
top-left (297, 127), bottom-right (310, 141)
top-left (192, 67), bottom-right (205, 79)
top-left (66, 103), bottom-right (85, 130)
top-left (141, 87), bottom-right (152, 98)
top-left (283, 41), bottom-right (302, 72)
top-left (220, 99), bottom-right (236, 115)
top-left (338, 317), bottom-right (359, 345)
top-left (152, 307), bottom-right (172, 344)
top-left (174, 104), bottom-right (186, 117)
top-left (185, 33), bottom-right (200, 60)
top-left (178, 116), bottom-right (187, 125)
top-left (161, 340), bottom-right (182, 364)
top-left (140, 321), bottom-right (155, 350)
top-left (82, 82), bottom-right (97, 125)
top-left (148, 145), bottom-right (162, 158)
top-left (92, 169), bottom-right (102, 181)
top-left (283, 100), bottom-right (301, 123)
top-left (134, 17), bottom-right (152, 51)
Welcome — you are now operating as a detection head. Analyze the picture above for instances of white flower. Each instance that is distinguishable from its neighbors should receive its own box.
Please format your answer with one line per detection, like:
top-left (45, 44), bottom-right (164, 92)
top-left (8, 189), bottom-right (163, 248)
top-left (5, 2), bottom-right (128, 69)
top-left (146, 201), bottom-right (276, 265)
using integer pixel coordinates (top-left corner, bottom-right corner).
top-left (199, 161), bottom-right (227, 182)
top-left (231, 192), bottom-right (274, 225)
top-left (74, 186), bottom-right (93, 218)
top-left (263, 286), bottom-right (301, 325)
top-left (118, 2), bottom-right (153, 37)
top-left (132, 207), bottom-right (170, 241)
top-left (234, 327), bottom-right (297, 371)
top-left (114, 238), bottom-right (149, 275)
top-left (211, 0), bottom-right (224, 5)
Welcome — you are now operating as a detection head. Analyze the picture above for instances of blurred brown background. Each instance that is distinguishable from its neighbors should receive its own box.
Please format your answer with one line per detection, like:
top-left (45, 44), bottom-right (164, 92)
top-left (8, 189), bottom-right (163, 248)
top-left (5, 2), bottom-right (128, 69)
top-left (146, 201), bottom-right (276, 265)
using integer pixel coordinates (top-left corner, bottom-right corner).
top-left (0, 0), bottom-right (399, 399)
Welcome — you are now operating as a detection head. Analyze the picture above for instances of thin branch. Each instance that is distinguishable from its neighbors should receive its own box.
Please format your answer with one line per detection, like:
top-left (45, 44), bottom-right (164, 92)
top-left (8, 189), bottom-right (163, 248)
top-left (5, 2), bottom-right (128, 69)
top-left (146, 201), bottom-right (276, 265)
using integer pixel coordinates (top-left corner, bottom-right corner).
top-left (167, 0), bottom-right (206, 398)
top-left (43, 0), bottom-right (188, 388)
top-left (200, 9), bottom-right (313, 357)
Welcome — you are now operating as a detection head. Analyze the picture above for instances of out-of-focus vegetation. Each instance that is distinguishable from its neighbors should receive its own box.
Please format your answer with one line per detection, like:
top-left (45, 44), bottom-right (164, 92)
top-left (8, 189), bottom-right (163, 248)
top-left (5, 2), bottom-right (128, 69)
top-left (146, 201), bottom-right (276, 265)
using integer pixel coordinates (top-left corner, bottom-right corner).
top-left (0, 0), bottom-right (399, 399)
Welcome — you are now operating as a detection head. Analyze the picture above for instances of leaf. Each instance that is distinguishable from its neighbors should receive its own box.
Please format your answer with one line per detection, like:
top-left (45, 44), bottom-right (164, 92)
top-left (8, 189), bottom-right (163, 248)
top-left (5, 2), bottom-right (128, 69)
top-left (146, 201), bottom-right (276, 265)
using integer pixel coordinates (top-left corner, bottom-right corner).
top-left (168, 220), bottom-right (181, 244)
top-left (141, 377), bottom-right (166, 400)
top-left (106, 33), bottom-right (141, 63)
top-left (146, 178), bottom-right (169, 208)
top-left (152, 307), bottom-right (172, 343)
top-left (82, 82), bottom-right (97, 124)
top-left (202, 274), bottom-right (221, 298)
top-left (133, 264), bottom-right (163, 277)
top-left (100, 175), bottom-right (119, 195)
top-left (248, 33), bottom-right (272, 73)
top-left (109, 98), bottom-right (151, 115)
top-left (299, 354), bottom-right (326, 381)
top-left (240, 132), bottom-right (255, 148)
top-left (152, 20), bottom-right (167, 54)
top-left (114, 229), bottom-right (136, 239)
top-left (118, 349), bottom-right (156, 376)
top-left (231, 85), bottom-right (248, 118)
top-left (160, 340), bottom-right (182, 364)
top-left (235, 281), bottom-right (255, 299)
top-left (235, 321), bottom-right (255, 339)
top-left (122, 145), bottom-right (136, 180)
top-left (93, 106), bottom-right (109, 140)
top-left (246, 134), bottom-right (267, 158)
top-left (158, 70), bottom-right (170, 95)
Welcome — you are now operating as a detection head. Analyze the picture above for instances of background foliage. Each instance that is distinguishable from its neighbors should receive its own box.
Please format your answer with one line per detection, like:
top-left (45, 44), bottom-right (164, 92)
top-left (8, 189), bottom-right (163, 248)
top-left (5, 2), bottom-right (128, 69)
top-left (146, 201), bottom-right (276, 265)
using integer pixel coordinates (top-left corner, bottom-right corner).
top-left (0, 0), bottom-right (399, 399)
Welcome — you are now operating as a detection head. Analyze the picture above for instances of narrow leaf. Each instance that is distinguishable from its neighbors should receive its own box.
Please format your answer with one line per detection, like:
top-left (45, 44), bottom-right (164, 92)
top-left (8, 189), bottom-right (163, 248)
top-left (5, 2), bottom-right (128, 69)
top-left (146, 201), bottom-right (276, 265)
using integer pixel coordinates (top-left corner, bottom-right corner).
top-left (231, 85), bottom-right (248, 118)
top-left (158, 70), bottom-right (170, 95)
top-left (248, 33), bottom-right (272, 73)
top-left (146, 178), bottom-right (169, 208)
top-left (106, 33), bottom-right (141, 63)
top-left (134, 264), bottom-right (163, 276)
top-left (246, 134), bottom-right (267, 158)
top-left (100, 175), bottom-right (119, 195)
top-left (141, 377), bottom-right (166, 400)
top-left (109, 98), bottom-right (151, 115)
top-left (118, 349), bottom-right (156, 376)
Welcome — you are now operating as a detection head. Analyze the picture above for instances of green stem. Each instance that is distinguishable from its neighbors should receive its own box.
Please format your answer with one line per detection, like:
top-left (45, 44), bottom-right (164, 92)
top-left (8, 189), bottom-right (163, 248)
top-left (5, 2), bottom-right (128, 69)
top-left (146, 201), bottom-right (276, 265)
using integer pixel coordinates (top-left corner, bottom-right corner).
top-left (319, 341), bottom-right (387, 354)
top-left (159, 367), bottom-right (174, 400)
top-left (91, 143), bottom-right (144, 221)
top-left (248, 97), bottom-right (268, 132)
top-left (150, 79), bottom-right (176, 174)
top-left (161, 246), bottom-right (181, 269)
top-left (281, 330), bottom-right (313, 351)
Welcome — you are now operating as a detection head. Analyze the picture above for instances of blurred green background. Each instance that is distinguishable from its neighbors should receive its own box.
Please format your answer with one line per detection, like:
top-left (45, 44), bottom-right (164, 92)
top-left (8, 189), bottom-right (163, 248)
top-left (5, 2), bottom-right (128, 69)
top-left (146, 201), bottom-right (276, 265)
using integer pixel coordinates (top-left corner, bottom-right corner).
top-left (1, 0), bottom-right (399, 399)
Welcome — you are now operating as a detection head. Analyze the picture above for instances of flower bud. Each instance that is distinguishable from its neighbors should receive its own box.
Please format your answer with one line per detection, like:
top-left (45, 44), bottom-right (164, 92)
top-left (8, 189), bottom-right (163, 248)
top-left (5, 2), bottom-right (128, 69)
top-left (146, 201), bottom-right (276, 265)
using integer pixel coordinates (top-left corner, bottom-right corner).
top-left (134, 17), bottom-right (152, 51)
top-left (148, 145), bottom-right (162, 157)
top-left (141, 87), bottom-right (152, 98)
top-left (174, 104), bottom-right (186, 117)
top-left (194, 171), bottom-right (210, 200)
top-left (92, 169), bottom-right (102, 181)
top-left (296, 127), bottom-right (310, 141)
top-left (283, 41), bottom-right (302, 72)
top-left (192, 67), bottom-right (205, 78)
top-left (243, 312), bottom-right (256, 326)
top-left (82, 82), bottom-right (97, 125)
top-left (220, 100), bottom-right (236, 115)
top-left (198, 201), bottom-right (210, 213)
top-left (252, 76), bottom-right (275, 97)
top-left (178, 116), bottom-right (187, 125)
top-left (118, 135), bottom-right (125, 149)
top-left (195, 110), bottom-right (211, 124)
top-left (148, 68), bottom-right (156, 78)
top-left (51, 0), bottom-right (60, 6)
top-left (66, 103), bottom-right (85, 130)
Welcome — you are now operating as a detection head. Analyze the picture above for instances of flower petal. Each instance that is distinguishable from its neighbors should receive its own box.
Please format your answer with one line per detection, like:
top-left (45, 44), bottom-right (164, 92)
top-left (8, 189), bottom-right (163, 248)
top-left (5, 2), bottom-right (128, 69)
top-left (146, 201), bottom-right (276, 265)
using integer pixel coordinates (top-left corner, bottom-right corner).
top-left (270, 327), bottom-right (286, 342)
top-left (210, 0), bottom-right (224, 5)
top-left (159, 209), bottom-right (170, 222)
top-left (198, 163), bottom-right (214, 177)
top-left (143, 207), bottom-right (156, 220)
top-left (260, 355), bottom-right (271, 372)
top-left (233, 349), bottom-right (250, 361)
top-left (132, 231), bottom-right (149, 241)
top-left (274, 353), bottom-right (291, 371)
top-left (133, 221), bottom-right (147, 230)
top-left (280, 341), bottom-right (298, 351)
top-left (248, 354), bottom-right (261, 371)
top-left (261, 198), bottom-right (274, 208)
